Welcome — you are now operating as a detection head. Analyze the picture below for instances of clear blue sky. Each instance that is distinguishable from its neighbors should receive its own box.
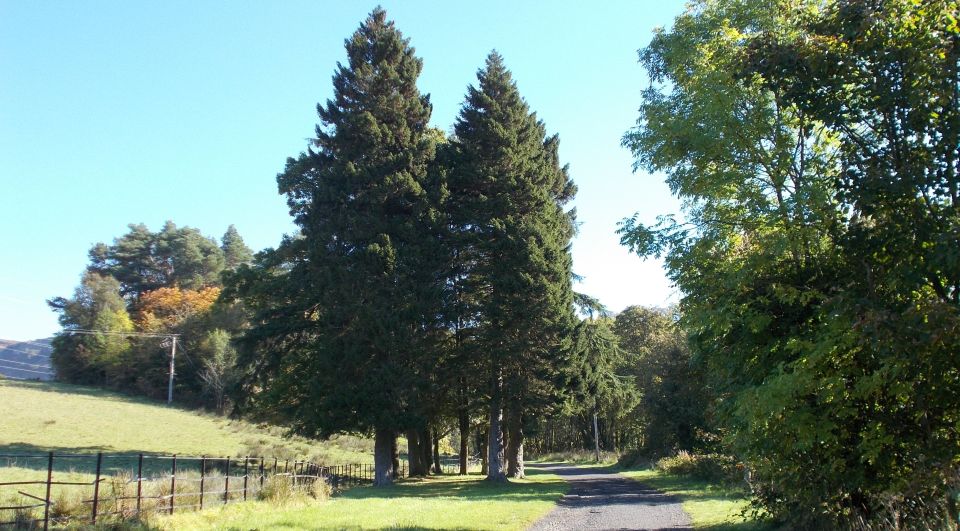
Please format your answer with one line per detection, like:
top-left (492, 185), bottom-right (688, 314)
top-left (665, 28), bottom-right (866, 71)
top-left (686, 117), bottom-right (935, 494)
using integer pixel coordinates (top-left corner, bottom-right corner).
top-left (0, 0), bottom-right (686, 341)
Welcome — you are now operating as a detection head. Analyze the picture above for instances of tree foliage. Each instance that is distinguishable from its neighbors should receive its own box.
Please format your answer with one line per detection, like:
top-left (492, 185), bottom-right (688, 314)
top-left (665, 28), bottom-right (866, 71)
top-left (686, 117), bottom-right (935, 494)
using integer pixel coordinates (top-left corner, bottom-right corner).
top-left (50, 223), bottom-right (250, 407)
top-left (227, 7), bottom-right (442, 486)
top-left (622, 0), bottom-right (960, 526)
top-left (444, 52), bottom-right (578, 480)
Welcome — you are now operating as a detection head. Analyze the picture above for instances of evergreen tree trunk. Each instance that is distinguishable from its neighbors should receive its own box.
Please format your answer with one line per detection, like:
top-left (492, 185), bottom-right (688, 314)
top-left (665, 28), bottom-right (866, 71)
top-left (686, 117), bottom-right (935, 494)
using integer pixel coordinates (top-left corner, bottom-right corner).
top-left (479, 427), bottom-right (488, 475)
top-left (391, 437), bottom-right (400, 480)
top-left (458, 409), bottom-right (470, 475)
top-left (420, 427), bottom-right (432, 475)
top-left (374, 428), bottom-right (395, 486)
top-left (432, 434), bottom-right (442, 474)
top-left (486, 370), bottom-right (506, 482)
top-left (407, 429), bottom-right (425, 476)
top-left (506, 409), bottom-right (525, 479)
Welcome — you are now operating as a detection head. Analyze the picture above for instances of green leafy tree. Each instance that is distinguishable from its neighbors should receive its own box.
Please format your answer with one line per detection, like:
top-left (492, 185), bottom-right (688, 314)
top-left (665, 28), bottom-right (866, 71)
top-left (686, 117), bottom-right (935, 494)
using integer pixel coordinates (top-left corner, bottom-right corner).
top-left (229, 8), bottom-right (441, 486)
top-left (48, 272), bottom-right (133, 384)
top-left (447, 52), bottom-right (577, 481)
top-left (613, 306), bottom-right (708, 456)
top-left (621, 0), bottom-right (960, 526)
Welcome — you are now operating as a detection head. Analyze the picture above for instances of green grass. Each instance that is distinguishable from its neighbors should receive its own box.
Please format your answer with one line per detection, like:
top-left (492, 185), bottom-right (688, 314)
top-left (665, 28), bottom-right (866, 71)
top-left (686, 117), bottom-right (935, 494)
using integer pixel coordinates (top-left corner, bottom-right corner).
top-left (0, 378), bottom-right (376, 526)
top-left (151, 469), bottom-right (568, 530)
top-left (620, 468), bottom-right (771, 530)
top-left (0, 379), bottom-right (371, 462)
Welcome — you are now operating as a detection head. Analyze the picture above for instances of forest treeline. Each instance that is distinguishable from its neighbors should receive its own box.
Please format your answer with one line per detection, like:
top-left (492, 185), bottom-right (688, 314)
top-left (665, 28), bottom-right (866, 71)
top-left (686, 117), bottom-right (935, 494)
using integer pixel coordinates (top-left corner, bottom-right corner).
top-left (49, 0), bottom-right (959, 529)
top-left (49, 222), bottom-right (252, 410)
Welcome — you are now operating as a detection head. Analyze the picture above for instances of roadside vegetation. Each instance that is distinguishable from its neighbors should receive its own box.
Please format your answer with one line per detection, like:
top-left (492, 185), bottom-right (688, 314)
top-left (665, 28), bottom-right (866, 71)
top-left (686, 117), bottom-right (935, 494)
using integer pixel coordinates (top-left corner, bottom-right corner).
top-left (150, 470), bottom-right (566, 530)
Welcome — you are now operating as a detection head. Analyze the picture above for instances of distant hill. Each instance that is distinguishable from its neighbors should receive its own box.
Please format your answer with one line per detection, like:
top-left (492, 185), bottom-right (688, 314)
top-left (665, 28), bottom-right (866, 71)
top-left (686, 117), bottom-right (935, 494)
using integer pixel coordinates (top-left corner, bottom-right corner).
top-left (0, 338), bottom-right (53, 380)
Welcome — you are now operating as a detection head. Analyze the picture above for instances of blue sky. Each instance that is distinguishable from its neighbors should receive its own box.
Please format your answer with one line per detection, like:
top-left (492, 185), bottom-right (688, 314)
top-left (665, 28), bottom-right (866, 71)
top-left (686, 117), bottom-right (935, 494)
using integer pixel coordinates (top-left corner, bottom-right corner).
top-left (0, 1), bottom-right (686, 341)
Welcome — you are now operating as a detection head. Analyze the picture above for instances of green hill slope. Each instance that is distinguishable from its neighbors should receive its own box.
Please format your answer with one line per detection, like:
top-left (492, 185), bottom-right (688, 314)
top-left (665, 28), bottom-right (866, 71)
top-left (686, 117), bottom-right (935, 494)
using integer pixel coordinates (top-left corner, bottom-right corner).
top-left (0, 378), bottom-right (371, 463)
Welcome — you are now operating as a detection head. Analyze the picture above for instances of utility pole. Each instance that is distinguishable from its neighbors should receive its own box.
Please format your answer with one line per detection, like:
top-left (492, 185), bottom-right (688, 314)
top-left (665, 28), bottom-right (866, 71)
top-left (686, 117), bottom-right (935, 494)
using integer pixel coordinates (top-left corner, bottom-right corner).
top-left (593, 409), bottom-right (600, 463)
top-left (167, 336), bottom-right (177, 404)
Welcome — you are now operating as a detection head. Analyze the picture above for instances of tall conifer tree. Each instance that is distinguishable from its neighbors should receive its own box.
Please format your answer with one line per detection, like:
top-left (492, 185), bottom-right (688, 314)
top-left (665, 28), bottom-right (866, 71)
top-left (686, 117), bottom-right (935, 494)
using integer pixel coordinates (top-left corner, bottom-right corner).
top-left (233, 7), bottom-right (440, 486)
top-left (447, 52), bottom-right (577, 481)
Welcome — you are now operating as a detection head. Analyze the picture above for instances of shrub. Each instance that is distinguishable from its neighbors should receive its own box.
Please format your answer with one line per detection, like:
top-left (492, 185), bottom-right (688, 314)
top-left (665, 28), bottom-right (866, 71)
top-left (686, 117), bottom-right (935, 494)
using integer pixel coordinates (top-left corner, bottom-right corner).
top-left (655, 451), bottom-right (739, 484)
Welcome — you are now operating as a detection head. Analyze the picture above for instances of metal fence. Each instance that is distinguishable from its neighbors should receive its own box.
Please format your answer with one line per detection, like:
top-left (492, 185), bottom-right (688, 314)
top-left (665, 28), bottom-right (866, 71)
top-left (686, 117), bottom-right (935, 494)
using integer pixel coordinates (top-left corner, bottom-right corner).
top-left (0, 452), bottom-right (404, 530)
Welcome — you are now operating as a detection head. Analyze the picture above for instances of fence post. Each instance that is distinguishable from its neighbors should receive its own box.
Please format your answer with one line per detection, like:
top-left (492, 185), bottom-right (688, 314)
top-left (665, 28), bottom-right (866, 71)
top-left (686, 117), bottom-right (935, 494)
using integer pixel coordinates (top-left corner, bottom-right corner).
top-left (243, 456), bottom-right (249, 501)
top-left (169, 454), bottom-right (177, 515)
top-left (200, 455), bottom-right (206, 510)
top-left (91, 452), bottom-right (103, 524)
top-left (223, 457), bottom-right (231, 504)
top-left (42, 452), bottom-right (53, 531)
top-left (136, 454), bottom-right (143, 516)
top-left (259, 457), bottom-right (265, 491)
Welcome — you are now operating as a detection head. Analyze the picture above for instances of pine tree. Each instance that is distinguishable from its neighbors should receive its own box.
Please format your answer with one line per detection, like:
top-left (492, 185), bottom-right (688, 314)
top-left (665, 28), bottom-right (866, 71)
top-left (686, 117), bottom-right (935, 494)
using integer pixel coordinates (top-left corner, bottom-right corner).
top-left (447, 52), bottom-right (577, 481)
top-left (234, 7), bottom-right (441, 486)
top-left (221, 225), bottom-right (253, 269)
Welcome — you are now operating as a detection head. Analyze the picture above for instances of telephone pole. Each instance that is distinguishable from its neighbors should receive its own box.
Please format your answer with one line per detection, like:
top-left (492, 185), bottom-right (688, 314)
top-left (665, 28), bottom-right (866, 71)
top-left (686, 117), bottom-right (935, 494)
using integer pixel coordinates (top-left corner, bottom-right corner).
top-left (166, 336), bottom-right (177, 405)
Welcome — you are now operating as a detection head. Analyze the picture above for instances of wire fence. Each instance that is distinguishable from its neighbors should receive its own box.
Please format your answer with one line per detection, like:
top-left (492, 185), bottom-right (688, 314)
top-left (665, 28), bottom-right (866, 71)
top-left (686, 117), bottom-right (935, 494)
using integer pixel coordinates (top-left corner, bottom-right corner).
top-left (0, 452), bottom-right (452, 530)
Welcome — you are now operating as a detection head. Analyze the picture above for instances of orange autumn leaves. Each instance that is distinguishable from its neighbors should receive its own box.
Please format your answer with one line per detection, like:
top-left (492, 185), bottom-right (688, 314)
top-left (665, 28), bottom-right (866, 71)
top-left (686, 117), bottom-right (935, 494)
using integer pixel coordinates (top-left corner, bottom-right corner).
top-left (137, 286), bottom-right (221, 332)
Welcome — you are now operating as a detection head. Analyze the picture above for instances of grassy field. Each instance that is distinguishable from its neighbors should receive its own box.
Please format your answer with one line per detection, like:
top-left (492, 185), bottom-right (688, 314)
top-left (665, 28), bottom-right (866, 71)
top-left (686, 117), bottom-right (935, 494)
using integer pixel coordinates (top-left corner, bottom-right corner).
top-left (0, 378), bottom-right (371, 462)
top-left (620, 468), bottom-right (771, 530)
top-left (0, 378), bottom-right (376, 527)
top-left (151, 469), bottom-right (567, 530)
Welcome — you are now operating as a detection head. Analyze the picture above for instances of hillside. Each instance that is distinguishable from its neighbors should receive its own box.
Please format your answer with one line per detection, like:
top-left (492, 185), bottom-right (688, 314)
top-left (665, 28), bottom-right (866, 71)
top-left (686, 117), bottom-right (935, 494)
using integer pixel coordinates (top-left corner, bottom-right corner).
top-left (0, 379), bottom-right (372, 463)
top-left (0, 338), bottom-right (53, 380)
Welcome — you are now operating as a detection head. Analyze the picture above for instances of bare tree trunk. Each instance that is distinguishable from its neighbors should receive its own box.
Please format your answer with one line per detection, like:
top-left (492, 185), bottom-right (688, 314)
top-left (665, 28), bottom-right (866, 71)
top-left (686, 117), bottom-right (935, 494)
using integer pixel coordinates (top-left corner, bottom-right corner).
top-left (432, 433), bottom-right (442, 474)
top-left (486, 370), bottom-right (506, 482)
top-left (506, 408), bottom-right (525, 479)
top-left (373, 428), bottom-right (395, 486)
top-left (458, 409), bottom-right (470, 475)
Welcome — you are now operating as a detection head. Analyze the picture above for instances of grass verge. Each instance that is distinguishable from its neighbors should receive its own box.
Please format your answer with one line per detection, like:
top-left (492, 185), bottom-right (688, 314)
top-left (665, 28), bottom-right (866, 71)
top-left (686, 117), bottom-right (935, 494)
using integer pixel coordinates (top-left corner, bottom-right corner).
top-left (619, 468), bottom-right (771, 530)
top-left (151, 469), bottom-right (567, 530)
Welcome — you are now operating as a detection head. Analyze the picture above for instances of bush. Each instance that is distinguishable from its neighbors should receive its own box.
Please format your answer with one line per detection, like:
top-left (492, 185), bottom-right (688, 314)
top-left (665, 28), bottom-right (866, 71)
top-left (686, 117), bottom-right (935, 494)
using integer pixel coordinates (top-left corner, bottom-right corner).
top-left (655, 451), bottom-right (740, 484)
top-left (258, 474), bottom-right (330, 505)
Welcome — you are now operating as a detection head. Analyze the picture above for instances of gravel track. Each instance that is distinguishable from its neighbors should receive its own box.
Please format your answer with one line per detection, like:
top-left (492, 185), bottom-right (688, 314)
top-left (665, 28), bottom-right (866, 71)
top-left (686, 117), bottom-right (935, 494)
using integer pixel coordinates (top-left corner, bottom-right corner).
top-left (528, 463), bottom-right (692, 531)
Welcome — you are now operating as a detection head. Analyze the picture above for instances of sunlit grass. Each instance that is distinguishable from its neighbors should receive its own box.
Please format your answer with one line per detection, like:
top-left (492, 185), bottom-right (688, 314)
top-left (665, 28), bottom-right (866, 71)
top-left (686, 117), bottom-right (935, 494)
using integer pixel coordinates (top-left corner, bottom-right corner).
top-left (152, 469), bottom-right (568, 530)
top-left (620, 468), bottom-right (772, 530)
top-left (0, 379), bottom-right (371, 462)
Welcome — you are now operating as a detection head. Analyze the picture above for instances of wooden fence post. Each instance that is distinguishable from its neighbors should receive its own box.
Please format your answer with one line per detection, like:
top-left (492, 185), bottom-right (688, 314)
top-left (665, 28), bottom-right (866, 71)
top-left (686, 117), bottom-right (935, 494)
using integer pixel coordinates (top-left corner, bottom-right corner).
top-left (243, 456), bottom-right (249, 501)
top-left (223, 457), bottom-right (231, 504)
top-left (169, 454), bottom-right (177, 515)
top-left (199, 456), bottom-right (206, 510)
top-left (136, 454), bottom-right (143, 515)
top-left (91, 452), bottom-right (102, 524)
top-left (42, 452), bottom-right (53, 531)
top-left (259, 457), bottom-right (265, 491)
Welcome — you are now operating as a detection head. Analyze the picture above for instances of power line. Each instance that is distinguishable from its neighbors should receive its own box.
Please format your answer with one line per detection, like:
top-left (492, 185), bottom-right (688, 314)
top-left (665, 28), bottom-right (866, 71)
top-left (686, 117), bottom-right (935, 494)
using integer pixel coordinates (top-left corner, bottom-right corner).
top-left (0, 364), bottom-right (53, 376)
top-left (59, 329), bottom-right (178, 339)
top-left (0, 357), bottom-right (52, 370)
top-left (0, 339), bottom-right (53, 349)
top-left (0, 346), bottom-right (52, 357)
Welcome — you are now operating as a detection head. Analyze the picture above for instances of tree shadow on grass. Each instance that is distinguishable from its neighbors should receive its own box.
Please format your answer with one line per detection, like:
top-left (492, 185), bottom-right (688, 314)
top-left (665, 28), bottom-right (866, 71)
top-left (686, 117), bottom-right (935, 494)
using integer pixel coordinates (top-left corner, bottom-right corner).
top-left (338, 470), bottom-right (567, 504)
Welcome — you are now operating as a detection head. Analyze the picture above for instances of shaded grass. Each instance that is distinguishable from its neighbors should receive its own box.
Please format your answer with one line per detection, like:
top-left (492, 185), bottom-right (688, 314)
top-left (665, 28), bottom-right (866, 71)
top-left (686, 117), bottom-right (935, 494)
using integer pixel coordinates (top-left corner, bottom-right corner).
top-left (151, 469), bottom-right (568, 530)
top-left (620, 468), bottom-right (772, 530)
